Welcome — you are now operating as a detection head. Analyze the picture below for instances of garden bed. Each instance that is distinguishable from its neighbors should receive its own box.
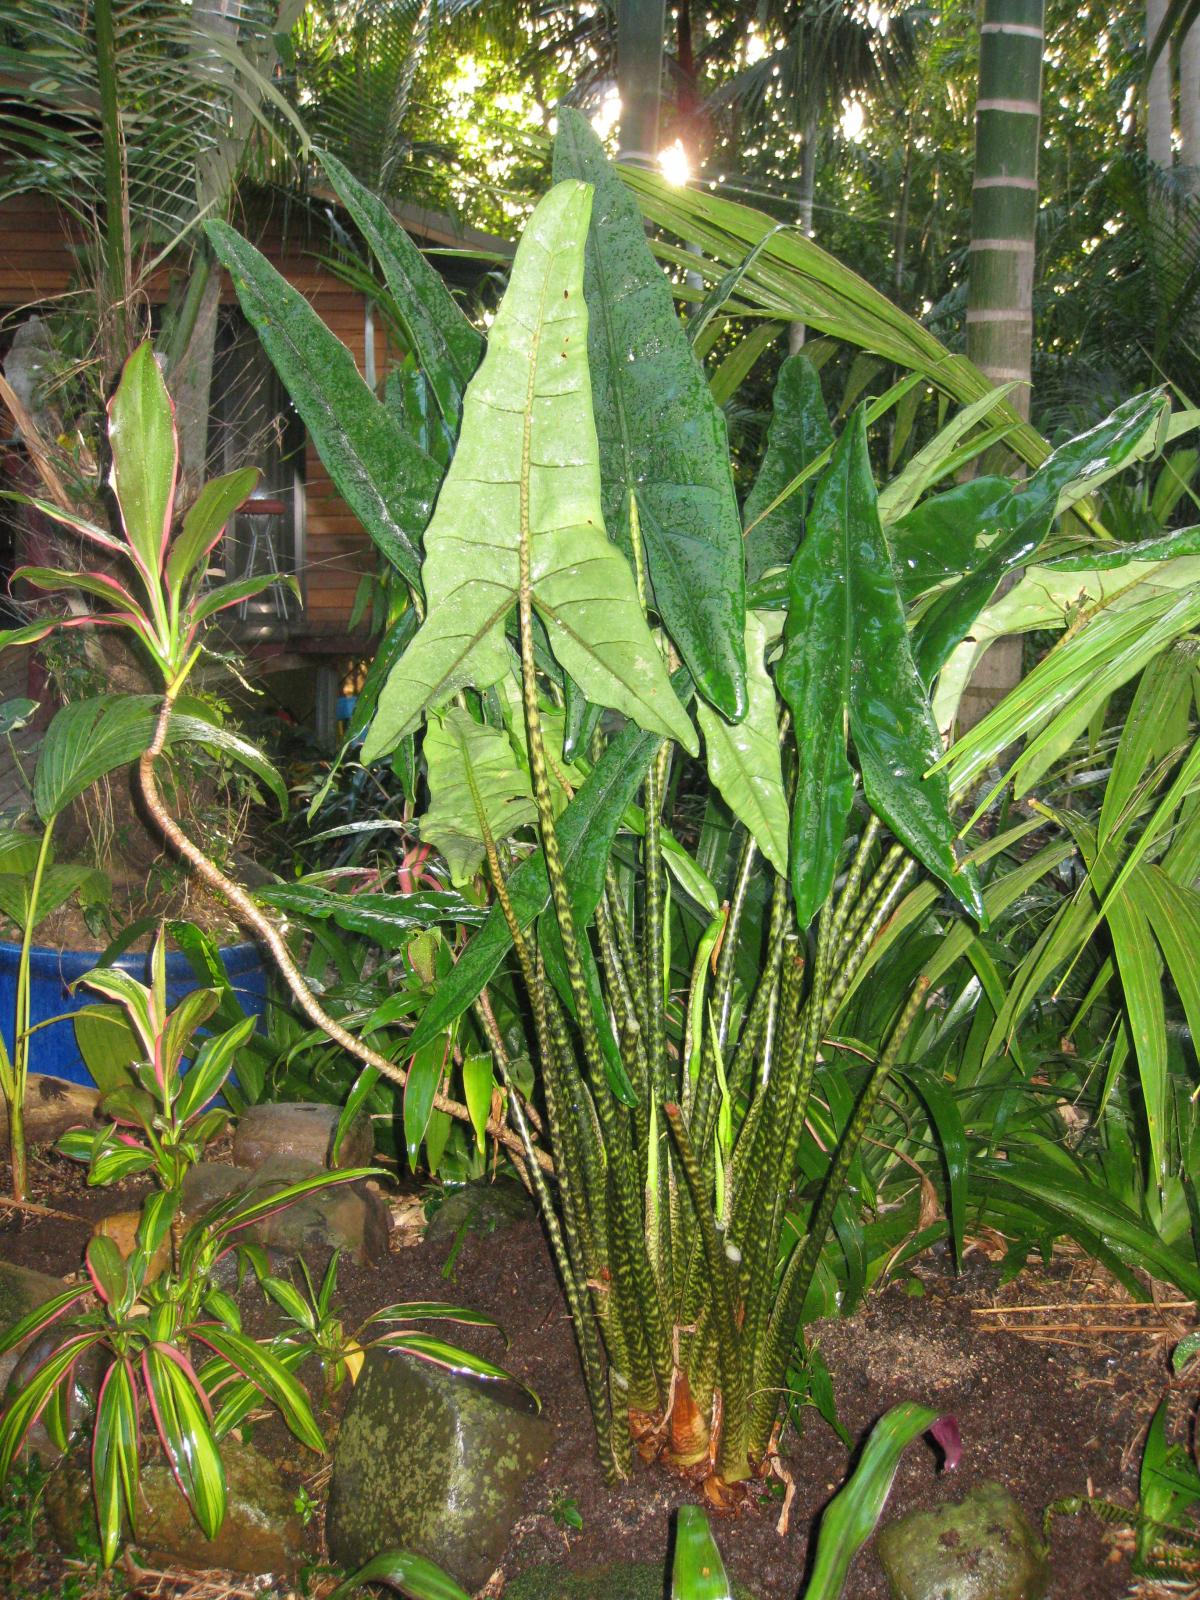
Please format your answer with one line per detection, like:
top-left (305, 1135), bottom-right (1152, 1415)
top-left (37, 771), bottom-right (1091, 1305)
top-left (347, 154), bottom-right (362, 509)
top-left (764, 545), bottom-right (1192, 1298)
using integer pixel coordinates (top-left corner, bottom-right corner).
top-left (0, 1148), bottom-right (1179, 1600)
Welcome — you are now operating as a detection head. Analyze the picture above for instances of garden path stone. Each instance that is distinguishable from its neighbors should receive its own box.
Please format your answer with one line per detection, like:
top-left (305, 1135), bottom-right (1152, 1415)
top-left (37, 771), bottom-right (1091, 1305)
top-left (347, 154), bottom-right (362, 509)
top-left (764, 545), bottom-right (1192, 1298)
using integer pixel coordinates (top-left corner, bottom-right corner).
top-left (423, 1174), bottom-right (536, 1248)
top-left (327, 1346), bottom-right (552, 1591)
top-left (0, 1075), bottom-right (98, 1151)
top-left (46, 1435), bottom-right (307, 1574)
top-left (876, 1480), bottom-right (1050, 1600)
top-left (232, 1101), bottom-right (374, 1173)
top-left (506, 1560), bottom-right (758, 1598)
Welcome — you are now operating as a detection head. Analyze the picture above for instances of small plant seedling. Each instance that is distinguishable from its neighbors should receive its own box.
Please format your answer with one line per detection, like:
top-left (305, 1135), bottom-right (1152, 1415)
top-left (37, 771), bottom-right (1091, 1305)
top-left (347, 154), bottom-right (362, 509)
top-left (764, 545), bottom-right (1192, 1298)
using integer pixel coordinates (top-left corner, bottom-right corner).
top-left (549, 1490), bottom-right (584, 1533)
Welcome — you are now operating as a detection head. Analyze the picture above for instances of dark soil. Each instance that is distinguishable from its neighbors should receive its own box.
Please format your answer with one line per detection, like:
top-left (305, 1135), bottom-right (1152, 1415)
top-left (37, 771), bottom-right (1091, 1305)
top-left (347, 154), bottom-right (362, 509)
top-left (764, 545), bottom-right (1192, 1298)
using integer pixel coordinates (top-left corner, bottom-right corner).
top-left (0, 1149), bottom-right (1185, 1600)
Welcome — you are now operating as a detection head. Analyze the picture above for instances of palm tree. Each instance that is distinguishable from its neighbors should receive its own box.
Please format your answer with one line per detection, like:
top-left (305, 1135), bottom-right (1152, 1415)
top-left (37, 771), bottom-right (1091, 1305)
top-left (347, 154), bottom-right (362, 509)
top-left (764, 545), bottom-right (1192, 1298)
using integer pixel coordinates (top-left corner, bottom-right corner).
top-left (704, 0), bottom-right (919, 348)
top-left (965, 0), bottom-right (1044, 421)
top-left (0, 0), bottom-right (305, 479)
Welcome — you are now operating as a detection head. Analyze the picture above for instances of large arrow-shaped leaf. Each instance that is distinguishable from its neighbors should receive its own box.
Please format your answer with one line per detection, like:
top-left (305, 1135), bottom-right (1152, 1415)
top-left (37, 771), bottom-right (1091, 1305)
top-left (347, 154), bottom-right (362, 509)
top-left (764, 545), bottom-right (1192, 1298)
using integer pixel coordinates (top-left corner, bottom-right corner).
top-left (776, 424), bottom-right (858, 927)
top-left (742, 352), bottom-right (832, 585)
top-left (362, 180), bottom-right (696, 762)
top-left (206, 219), bottom-right (439, 591)
top-left (553, 108), bottom-right (747, 723)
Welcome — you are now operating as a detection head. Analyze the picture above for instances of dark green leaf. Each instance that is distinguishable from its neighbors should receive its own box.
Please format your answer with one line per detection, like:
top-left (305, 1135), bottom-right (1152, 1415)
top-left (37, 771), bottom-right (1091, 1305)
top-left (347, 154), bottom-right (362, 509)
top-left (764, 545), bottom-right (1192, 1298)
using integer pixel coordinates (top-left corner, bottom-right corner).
top-left (404, 1035), bottom-right (445, 1166)
top-left (205, 220), bottom-right (439, 590)
top-left (743, 353), bottom-right (833, 585)
top-left (318, 150), bottom-right (482, 435)
top-left (254, 883), bottom-right (482, 947)
top-left (553, 109), bottom-right (747, 722)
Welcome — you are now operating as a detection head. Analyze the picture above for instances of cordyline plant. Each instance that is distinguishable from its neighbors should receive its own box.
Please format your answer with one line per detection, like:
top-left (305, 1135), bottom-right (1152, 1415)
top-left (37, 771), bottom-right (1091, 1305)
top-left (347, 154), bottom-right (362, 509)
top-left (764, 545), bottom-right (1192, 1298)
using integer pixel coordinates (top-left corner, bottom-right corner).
top-left (0, 934), bottom-right (378, 1565)
top-left (195, 119), bottom-right (1200, 1495)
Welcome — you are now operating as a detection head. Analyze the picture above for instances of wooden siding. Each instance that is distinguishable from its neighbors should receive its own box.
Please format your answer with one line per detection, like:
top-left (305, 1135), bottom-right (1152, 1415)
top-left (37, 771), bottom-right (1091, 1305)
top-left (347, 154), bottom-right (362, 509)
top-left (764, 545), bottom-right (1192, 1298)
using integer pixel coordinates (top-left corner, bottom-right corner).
top-left (0, 193), bottom-right (378, 634)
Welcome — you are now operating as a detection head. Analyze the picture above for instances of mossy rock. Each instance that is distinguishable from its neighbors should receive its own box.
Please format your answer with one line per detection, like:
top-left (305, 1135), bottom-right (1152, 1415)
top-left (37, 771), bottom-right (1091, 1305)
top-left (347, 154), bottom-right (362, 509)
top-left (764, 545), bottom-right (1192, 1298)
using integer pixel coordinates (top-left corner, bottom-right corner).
top-left (506, 1559), bottom-right (758, 1599)
top-left (327, 1346), bottom-right (551, 1592)
top-left (876, 1480), bottom-right (1050, 1600)
top-left (423, 1175), bottom-right (535, 1247)
top-left (46, 1436), bottom-right (308, 1574)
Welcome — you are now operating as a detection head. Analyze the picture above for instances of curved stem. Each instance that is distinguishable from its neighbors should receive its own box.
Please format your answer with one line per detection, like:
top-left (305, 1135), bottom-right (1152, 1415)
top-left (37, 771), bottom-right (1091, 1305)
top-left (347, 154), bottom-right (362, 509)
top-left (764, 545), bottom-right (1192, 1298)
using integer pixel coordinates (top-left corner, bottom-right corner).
top-left (138, 695), bottom-right (548, 1174)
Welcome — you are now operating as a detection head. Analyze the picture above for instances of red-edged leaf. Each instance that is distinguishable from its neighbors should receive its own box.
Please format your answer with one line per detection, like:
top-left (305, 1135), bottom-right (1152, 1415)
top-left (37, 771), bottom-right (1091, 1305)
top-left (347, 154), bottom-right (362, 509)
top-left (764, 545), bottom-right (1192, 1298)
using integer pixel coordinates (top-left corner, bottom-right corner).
top-left (92, 1357), bottom-right (139, 1566)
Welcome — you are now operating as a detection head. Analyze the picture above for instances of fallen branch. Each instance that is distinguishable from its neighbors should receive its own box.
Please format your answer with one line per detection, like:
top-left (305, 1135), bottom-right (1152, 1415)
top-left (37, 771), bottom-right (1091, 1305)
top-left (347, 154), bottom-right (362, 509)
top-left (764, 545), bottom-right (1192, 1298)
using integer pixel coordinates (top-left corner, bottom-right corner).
top-left (139, 695), bottom-right (553, 1176)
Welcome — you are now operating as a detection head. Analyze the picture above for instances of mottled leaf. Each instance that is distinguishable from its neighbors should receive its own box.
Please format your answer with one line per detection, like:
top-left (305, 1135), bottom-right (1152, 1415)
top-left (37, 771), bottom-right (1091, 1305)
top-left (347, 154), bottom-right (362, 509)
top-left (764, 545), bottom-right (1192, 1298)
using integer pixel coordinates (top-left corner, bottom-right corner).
top-left (553, 108), bottom-right (746, 721)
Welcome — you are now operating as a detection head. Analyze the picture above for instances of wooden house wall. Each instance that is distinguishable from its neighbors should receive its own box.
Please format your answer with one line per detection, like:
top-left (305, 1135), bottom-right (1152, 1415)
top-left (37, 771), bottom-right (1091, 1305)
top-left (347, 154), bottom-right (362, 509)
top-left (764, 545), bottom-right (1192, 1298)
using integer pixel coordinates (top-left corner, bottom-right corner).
top-left (0, 194), bottom-right (377, 637)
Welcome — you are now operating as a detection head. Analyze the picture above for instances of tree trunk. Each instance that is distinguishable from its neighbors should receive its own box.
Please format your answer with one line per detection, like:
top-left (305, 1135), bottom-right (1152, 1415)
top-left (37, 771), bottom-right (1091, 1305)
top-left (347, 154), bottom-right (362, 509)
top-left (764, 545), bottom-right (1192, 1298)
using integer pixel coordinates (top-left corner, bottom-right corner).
top-left (617, 0), bottom-right (666, 166)
top-left (962, 0), bottom-right (1044, 728)
top-left (966, 0), bottom-right (1044, 421)
top-left (788, 110), bottom-right (820, 355)
top-left (1147, 0), bottom-right (1173, 168)
top-left (1181, 22), bottom-right (1200, 192)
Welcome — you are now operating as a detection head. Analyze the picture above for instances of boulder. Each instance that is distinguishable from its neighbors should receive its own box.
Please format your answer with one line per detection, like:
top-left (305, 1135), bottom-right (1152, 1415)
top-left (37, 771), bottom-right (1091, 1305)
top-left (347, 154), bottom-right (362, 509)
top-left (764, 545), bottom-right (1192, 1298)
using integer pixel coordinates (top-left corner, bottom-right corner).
top-left (876, 1480), bottom-right (1050, 1600)
top-left (181, 1159), bottom-right (251, 1219)
top-left (423, 1175), bottom-right (536, 1248)
top-left (507, 1561), bottom-right (758, 1599)
top-left (0, 1076), bottom-right (98, 1151)
top-left (91, 1210), bottom-right (170, 1280)
top-left (236, 1155), bottom-right (390, 1267)
top-left (0, 1259), bottom-right (88, 1458)
top-left (232, 1102), bottom-right (374, 1174)
top-left (327, 1346), bottom-right (551, 1592)
top-left (45, 1435), bottom-right (308, 1574)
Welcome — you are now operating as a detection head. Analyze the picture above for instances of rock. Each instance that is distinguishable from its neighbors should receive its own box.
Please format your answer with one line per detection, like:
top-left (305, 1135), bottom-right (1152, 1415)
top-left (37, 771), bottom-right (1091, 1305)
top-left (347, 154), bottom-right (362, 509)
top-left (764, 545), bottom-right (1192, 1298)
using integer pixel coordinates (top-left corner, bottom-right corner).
top-left (7, 1326), bottom-right (105, 1450)
top-left (181, 1159), bottom-right (251, 1220)
top-left (0, 1260), bottom-right (83, 1458)
top-left (423, 1175), bottom-right (536, 1248)
top-left (327, 1347), bottom-right (551, 1592)
top-left (0, 1260), bottom-right (69, 1345)
top-left (45, 1435), bottom-right (308, 1574)
top-left (232, 1102), bottom-right (374, 1174)
top-left (91, 1210), bottom-right (170, 1280)
top-left (507, 1561), bottom-right (758, 1599)
top-left (0, 1076), bottom-right (98, 1151)
top-left (876, 1480), bottom-right (1050, 1600)
top-left (237, 1156), bottom-right (390, 1267)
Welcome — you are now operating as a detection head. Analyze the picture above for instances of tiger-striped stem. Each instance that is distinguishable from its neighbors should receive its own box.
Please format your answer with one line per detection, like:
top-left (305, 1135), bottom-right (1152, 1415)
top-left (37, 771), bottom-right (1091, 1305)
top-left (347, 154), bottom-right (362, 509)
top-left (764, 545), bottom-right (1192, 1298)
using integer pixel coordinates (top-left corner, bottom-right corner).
top-left (822, 858), bottom-right (918, 1035)
top-left (712, 829), bottom-right (758, 1053)
top-left (489, 1041), bottom-right (621, 1483)
top-left (749, 976), bottom-right (932, 1456)
top-left (664, 1104), bottom-right (750, 1483)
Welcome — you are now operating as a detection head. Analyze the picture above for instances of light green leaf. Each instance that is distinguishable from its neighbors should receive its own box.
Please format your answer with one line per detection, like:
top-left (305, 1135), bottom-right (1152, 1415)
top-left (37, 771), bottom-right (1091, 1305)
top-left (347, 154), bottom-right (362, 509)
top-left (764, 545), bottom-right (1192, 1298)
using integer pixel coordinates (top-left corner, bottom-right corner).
top-left (107, 343), bottom-right (175, 586)
top-left (672, 1506), bottom-right (734, 1599)
top-left (169, 467), bottom-right (260, 592)
top-left (363, 180), bottom-right (697, 762)
top-left (462, 1054), bottom-right (494, 1151)
top-left (419, 708), bottom-right (535, 886)
top-left (697, 613), bottom-right (788, 876)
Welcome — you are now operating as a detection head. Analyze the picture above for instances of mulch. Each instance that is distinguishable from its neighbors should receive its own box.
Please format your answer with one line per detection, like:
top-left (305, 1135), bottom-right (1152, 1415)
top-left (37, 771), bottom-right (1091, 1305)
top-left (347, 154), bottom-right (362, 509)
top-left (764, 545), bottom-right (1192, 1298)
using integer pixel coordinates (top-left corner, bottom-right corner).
top-left (0, 1147), bottom-right (1193, 1600)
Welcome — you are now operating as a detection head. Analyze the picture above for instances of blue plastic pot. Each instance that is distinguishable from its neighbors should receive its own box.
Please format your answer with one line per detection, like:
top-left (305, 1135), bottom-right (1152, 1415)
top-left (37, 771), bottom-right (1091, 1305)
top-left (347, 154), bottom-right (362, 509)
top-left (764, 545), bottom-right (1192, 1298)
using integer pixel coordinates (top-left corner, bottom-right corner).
top-left (0, 940), bottom-right (268, 1087)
